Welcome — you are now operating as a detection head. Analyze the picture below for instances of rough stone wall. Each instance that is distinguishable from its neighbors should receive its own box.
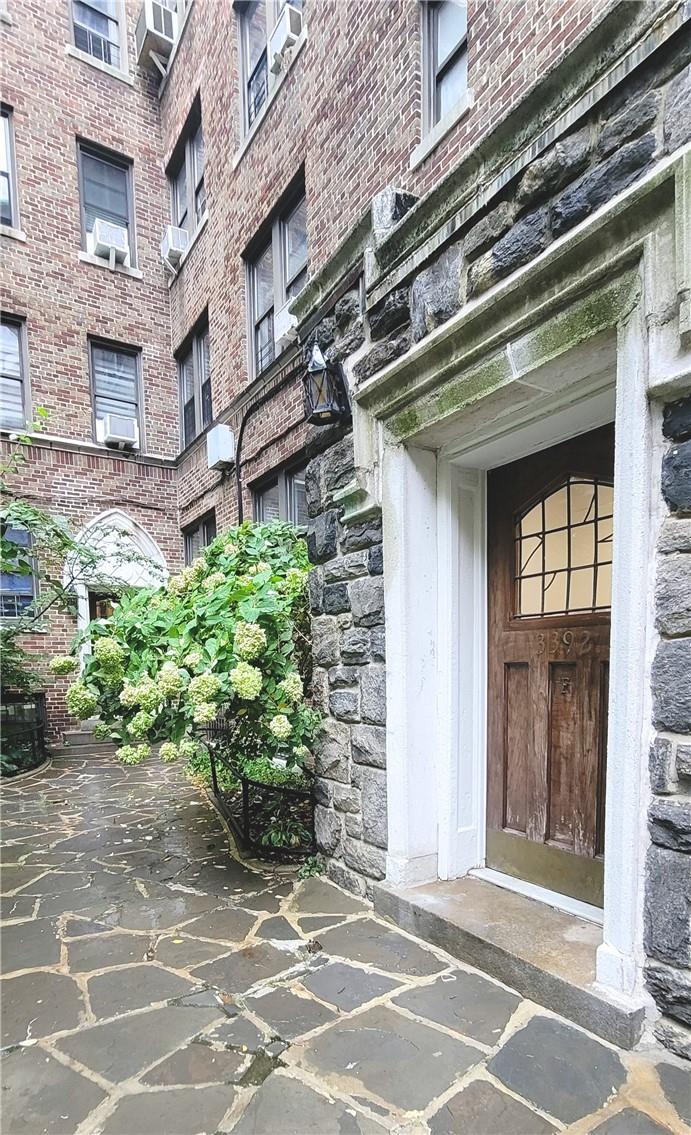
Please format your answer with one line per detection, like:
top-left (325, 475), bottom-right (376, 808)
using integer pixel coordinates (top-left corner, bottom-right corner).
top-left (353, 33), bottom-right (691, 392)
top-left (646, 393), bottom-right (691, 1061)
top-left (306, 434), bottom-right (387, 900)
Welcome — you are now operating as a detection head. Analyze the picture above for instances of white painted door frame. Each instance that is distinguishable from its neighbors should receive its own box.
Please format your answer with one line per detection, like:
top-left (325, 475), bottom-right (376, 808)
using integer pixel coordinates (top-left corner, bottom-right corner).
top-left (382, 330), bottom-right (658, 1006)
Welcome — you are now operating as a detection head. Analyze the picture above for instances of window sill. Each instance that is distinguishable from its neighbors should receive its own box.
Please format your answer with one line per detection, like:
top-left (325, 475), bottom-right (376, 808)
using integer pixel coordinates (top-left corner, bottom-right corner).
top-left (409, 88), bottom-right (475, 171)
top-left (0, 224), bottom-right (26, 242)
top-left (78, 250), bottom-right (143, 279)
top-left (64, 44), bottom-right (134, 86)
top-left (232, 30), bottom-right (307, 170)
top-left (167, 211), bottom-right (208, 287)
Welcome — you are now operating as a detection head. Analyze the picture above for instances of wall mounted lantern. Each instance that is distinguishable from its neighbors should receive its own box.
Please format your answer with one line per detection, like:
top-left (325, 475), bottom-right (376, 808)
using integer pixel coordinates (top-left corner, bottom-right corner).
top-left (302, 343), bottom-right (351, 425)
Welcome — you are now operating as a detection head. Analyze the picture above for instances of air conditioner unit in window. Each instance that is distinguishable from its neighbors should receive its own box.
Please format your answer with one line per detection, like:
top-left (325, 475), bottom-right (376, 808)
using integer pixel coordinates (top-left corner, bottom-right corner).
top-left (97, 414), bottom-right (140, 450)
top-left (274, 302), bottom-right (298, 351)
top-left (160, 225), bottom-right (189, 270)
top-left (89, 219), bottom-right (129, 265)
top-left (269, 3), bottom-right (302, 73)
top-left (136, 0), bottom-right (178, 74)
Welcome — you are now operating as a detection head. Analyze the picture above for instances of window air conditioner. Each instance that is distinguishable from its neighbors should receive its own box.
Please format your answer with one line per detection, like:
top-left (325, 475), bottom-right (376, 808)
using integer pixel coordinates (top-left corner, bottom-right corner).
top-left (160, 225), bottom-right (190, 269)
top-left (269, 3), bottom-right (302, 73)
top-left (89, 219), bottom-right (129, 265)
top-left (136, 0), bottom-right (178, 71)
top-left (97, 414), bottom-right (140, 450)
top-left (274, 301), bottom-right (298, 351)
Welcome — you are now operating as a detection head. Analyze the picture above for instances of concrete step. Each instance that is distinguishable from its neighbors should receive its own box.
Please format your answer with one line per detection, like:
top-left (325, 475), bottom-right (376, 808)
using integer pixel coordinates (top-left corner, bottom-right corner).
top-left (62, 729), bottom-right (100, 747)
top-left (373, 874), bottom-right (645, 1050)
top-left (50, 741), bottom-right (118, 757)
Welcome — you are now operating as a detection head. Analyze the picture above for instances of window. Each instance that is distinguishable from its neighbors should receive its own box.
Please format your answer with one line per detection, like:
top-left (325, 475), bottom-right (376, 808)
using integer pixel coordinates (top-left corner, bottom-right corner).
top-left (240, 2), bottom-right (269, 130)
top-left (423, 1), bottom-right (468, 129)
top-left (89, 340), bottom-right (141, 441)
top-left (247, 189), bottom-right (307, 376)
top-left (1, 526), bottom-right (35, 618)
top-left (78, 142), bottom-right (135, 264)
top-left (1, 316), bottom-right (27, 429)
top-left (253, 462), bottom-right (308, 527)
top-left (183, 511), bottom-right (216, 564)
top-left (72, 0), bottom-right (123, 68)
top-left (238, 1), bottom-right (303, 133)
top-left (1, 107), bottom-right (19, 229)
top-left (169, 110), bottom-right (207, 238)
top-left (514, 477), bottom-right (614, 618)
top-left (178, 325), bottom-right (212, 448)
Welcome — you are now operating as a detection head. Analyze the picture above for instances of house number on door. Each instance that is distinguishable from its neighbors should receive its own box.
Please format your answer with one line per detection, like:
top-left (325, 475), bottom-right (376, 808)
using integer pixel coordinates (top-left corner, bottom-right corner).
top-left (535, 630), bottom-right (592, 657)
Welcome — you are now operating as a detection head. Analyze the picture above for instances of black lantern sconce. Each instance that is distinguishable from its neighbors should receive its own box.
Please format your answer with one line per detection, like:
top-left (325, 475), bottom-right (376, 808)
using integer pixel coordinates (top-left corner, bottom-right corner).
top-left (302, 343), bottom-right (351, 425)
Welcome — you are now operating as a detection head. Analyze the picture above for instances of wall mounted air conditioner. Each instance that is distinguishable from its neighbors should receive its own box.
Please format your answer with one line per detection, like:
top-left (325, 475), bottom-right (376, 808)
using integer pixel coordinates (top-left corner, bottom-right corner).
top-left (160, 225), bottom-right (189, 269)
top-left (269, 3), bottom-right (302, 73)
top-left (274, 302), bottom-right (298, 351)
top-left (88, 219), bottom-right (129, 265)
top-left (207, 423), bottom-right (235, 470)
top-left (136, 0), bottom-right (178, 73)
top-left (97, 414), bottom-right (140, 450)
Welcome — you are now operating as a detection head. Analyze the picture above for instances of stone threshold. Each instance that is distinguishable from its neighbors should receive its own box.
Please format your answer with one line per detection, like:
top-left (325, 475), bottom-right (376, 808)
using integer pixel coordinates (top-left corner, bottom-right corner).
top-left (373, 873), bottom-right (645, 1050)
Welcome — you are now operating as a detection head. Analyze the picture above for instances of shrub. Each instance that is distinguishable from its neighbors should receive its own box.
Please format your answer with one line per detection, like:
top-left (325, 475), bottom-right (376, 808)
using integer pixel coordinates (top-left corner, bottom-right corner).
top-left (75, 521), bottom-right (320, 767)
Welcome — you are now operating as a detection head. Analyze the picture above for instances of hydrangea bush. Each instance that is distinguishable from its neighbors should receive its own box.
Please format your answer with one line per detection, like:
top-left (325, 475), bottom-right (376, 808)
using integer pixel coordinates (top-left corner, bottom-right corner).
top-left (59, 522), bottom-right (320, 773)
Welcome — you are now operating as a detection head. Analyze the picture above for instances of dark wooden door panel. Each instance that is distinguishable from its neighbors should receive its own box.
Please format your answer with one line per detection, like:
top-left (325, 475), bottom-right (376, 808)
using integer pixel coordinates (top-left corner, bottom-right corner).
top-left (486, 425), bottom-right (614, 906)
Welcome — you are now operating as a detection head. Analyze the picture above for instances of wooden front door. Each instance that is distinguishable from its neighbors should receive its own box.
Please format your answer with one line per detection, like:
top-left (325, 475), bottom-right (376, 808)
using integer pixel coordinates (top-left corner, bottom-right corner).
top-left (486, 425), bottom-right (614, 907)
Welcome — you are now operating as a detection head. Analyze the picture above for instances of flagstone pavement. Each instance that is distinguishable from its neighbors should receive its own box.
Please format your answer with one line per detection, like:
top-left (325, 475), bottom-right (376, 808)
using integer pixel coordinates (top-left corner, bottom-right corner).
top-left (1, 753), bottom-right (689, 1135)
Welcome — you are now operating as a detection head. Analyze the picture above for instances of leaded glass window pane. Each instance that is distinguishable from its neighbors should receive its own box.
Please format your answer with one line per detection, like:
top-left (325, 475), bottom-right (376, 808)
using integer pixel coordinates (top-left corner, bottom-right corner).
top-left (514, 476), bottom-right (614, 617)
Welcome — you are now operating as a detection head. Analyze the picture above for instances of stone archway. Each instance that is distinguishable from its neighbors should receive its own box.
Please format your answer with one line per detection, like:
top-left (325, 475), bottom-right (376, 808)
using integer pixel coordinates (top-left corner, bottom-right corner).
top-left (66, 509), bottom-right (168, 658)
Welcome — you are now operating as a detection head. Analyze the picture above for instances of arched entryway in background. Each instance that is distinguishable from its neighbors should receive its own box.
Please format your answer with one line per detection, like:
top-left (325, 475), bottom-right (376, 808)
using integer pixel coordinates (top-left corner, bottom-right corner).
top-left (66, 510), bottom-right (168, 658)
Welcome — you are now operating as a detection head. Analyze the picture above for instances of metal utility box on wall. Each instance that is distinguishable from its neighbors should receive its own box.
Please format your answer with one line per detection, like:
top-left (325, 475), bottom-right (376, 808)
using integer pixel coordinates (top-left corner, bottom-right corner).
top-left (207, 423), bottom-right (235, 470)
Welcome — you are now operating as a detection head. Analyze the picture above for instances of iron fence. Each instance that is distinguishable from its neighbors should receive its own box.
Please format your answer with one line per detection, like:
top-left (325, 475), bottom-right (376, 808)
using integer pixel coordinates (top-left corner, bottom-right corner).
top-left (203, 715), bottom-right (315, 859)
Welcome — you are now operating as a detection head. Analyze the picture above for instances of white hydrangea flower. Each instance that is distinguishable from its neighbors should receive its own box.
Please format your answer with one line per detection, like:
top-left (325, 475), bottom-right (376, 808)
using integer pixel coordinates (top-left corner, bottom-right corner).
top-left (229, 661), bottom-right (263, 700)
top-left (234, 621), bottom-right (267, 661)
top-left (268, 713), bottom-right (292, 741)
top-left (278, 671), bottom-right (303, 704)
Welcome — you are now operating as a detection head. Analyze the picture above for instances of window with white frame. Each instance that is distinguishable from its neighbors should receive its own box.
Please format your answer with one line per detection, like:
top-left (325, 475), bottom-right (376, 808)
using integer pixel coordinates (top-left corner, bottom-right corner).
top-left (183, 511), bottom-right (216, 564)
top-left (253, 461), bottom-right (308, 527)
top-left (168, 103), bottom-right (207, 239)
top-left (72, 0), bottom-right (123, 68)
top-left (237, 0), bottom-right (303, 133)
top-left (1, 316), bottom-right (27, 430)
top-left (78, 141), bottom-right (135, 264)
top-left (89, 339), bottom-right (141, 442)
top-left (178, 324), bottom-right (212, 448)
top-left (422, 1), bottom-right (468, 130)
top-left (247, 189), bottom-right (307, 376)
top-left (0, 525), bottom-right (36, 619)
top-left (1, 107), bottom-right (19, 229)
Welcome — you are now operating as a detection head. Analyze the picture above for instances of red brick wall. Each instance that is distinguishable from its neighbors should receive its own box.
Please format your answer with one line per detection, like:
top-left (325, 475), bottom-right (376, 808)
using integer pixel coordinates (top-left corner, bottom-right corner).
top-left (2, 0), bottom-right (607, 737)
top-left (1, 1), bottom-right (181, 736)
top-left (161, 0), bottom-right (602, 533)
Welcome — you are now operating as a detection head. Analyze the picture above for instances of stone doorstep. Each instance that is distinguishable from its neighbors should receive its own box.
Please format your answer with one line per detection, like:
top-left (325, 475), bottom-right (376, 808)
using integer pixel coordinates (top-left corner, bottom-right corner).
top-left (373, 875), bottom-right (645, 1050)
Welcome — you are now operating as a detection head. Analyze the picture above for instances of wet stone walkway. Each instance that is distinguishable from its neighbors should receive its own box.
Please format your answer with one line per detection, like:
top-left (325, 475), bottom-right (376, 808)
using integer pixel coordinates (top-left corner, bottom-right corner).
top-left (1, 755), bottom-right (689, 1135)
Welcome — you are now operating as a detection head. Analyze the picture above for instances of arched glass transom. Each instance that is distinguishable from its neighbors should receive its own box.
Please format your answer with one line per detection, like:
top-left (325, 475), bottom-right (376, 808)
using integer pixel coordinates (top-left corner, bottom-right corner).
top-left (515, 477), bottom-right (613, 617)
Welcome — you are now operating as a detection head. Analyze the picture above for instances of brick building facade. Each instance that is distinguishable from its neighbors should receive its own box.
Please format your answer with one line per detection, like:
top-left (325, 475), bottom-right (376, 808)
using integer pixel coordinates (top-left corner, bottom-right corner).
top-left (2, 0), bottom-right (691, 1059)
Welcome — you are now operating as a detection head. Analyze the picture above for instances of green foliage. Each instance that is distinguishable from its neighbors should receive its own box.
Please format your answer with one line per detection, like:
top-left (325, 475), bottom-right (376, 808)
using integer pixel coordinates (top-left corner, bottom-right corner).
top-left (297, 855), bottom-right (325, 879)
top-left (73, 521), bottom-right (321, 766)
top-left (260, 814), bottom-right (312, 849)
top-left (240, 756), bottom-right (310, 790)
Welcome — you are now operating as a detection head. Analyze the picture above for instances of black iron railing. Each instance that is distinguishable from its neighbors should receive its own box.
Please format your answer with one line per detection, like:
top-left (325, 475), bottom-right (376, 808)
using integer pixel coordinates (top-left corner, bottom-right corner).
top-left (1, 722), bottom-right (47, 777)
top-left (203, 715), bottom-right (315, 859)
